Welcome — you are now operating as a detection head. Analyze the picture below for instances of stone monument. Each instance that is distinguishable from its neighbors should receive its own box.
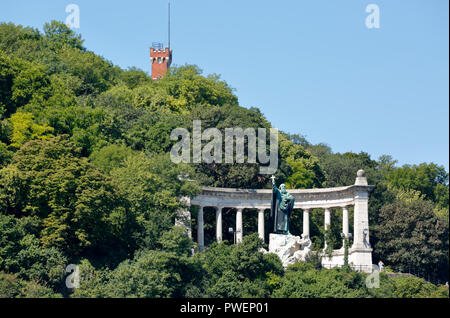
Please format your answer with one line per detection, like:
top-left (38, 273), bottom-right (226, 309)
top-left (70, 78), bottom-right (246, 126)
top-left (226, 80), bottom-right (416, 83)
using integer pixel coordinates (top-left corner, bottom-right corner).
top-left (267, 176), bottom-right (312, 267)
top-left (186, 170), bottom-right (374, 272)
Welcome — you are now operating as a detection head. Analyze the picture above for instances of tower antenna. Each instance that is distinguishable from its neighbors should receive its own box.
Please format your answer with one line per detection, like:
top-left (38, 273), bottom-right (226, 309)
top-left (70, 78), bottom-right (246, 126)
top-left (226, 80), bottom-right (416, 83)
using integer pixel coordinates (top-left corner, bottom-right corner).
top-left (168, 1), bottom-right (171, 50)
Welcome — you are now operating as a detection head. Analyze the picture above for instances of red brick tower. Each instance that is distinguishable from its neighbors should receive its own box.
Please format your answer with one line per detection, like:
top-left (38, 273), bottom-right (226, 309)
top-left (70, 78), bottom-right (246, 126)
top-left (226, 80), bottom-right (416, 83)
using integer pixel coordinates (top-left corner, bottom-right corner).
top-left (150, 43), bottom-right (172, 80)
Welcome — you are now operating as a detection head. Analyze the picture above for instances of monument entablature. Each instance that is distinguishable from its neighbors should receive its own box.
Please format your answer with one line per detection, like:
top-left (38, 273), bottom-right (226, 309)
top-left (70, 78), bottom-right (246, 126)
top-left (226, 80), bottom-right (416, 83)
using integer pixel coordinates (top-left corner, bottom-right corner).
top-left (191, 184), bottom-right (373, 210)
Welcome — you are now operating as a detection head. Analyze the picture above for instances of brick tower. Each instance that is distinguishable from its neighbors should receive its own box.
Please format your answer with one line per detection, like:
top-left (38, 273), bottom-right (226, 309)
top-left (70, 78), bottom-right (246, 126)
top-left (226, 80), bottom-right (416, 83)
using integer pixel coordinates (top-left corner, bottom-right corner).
top-left (150, 43), bottom-right (172, 80)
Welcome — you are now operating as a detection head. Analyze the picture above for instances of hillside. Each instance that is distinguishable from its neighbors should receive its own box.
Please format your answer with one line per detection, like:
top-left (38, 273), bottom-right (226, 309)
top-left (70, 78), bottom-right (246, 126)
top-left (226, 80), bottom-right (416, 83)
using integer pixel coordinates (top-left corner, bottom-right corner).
top-left (0, 21), bottom-right (448, 298)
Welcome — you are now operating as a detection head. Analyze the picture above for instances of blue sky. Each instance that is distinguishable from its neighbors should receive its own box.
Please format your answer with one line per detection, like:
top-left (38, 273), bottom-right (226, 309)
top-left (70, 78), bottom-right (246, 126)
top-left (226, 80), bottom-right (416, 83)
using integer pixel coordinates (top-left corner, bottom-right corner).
top-left (1, 0), bottom-right (449, 170)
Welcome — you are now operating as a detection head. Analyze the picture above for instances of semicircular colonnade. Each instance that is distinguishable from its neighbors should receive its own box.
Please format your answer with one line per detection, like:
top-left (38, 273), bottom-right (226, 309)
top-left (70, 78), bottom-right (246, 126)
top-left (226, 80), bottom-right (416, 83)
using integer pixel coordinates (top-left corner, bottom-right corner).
top-left (176, 170), bottom-right (374, 272)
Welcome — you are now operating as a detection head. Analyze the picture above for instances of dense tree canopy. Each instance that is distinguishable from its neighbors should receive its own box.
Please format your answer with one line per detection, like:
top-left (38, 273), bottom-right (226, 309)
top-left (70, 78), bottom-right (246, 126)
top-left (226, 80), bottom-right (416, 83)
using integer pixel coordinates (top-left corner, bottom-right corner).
top-left (0, 21), bottom-right (448, 298)
top-left (374, 190), bottom-right (449, 282)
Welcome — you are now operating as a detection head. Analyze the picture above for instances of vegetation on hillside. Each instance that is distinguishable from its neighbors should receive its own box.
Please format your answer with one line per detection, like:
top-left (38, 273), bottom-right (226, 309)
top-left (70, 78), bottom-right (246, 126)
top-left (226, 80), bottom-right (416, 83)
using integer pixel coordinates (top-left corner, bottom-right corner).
top-left (0, 21), bottom-right (448, 298)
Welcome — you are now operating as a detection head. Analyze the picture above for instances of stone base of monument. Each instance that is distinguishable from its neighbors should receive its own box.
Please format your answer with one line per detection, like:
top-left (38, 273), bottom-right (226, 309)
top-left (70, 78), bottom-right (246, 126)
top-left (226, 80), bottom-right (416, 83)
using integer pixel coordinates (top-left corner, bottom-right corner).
top-left (267, 233), bottom-right (312, 268)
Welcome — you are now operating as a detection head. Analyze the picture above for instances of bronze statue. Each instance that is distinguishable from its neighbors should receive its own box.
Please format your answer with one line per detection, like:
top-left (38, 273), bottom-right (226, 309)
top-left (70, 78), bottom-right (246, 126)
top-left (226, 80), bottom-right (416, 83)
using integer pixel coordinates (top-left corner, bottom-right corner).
top-left (270, 176), bottom-right (295, 235)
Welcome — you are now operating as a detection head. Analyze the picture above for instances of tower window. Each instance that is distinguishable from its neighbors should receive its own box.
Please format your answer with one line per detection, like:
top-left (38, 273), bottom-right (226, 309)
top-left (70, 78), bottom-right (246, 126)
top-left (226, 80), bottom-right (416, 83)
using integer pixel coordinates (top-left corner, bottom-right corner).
top-left (158, 57), bottom-right (162, 64)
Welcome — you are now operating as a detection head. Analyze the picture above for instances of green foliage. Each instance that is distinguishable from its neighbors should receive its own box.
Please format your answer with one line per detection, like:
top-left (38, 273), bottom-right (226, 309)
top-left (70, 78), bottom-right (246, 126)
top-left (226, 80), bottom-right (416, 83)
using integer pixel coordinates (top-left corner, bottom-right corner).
top-left (0, 23), bottom-right (40, 55)
top-left (119, 67), bottom-right (151, 89)
top-left (197, 234), bottom-right (282, 298)
top-left (73, 227), bottom-right (202, 298)
top-left (162, 65), bottom-right (239, 109)
top-left (89, 144), bottom-right (135, 173)
top-left (0, 142), bottom-right (12, 166)
top-left (273, 262), bottom-right (370, 298)
top-left (0, 271), bottom-right (62, 298)
top-left (56, 47), bottom-right (118, 95)
top-left (279, 133), bottom-right (325, 188)
top-left (14, 234), bottom-right (66, 288)
top-left (0, 51), bottom-right (17, 115)
top-left (374, 190), bottom-right (449, 282)
top-left (8, 112), bottom-right (54, 149)
top-left (284, 158), bottom-right (318, 189)
top-left (316, 151), bottom-right (378, 187)
top-left (0, 51), bottom-right (51, 115)
top-left (0, 20), bottom-right (448, 298)
top-left (389, 275), bottom-right (448, 298)
top-left (158, 226), bottom-right (194, 257)
top-left (68, 259), bottom-right (110, 298)
top-left (10, 62), bottom-right (50, 111)
top-left (123, 110), bottom-right (183, 153)
top-left (43, 21), bottom-right (84, 51)
top-left (0, 136), bottom-right (134, 260)
top-left (0, 214), bottom-right (66, 290)
top-left (386, 163), bottom-right (448, 203)
top-left (110, 152), bottom-right (199, 250)
top-left (369, 273), bottom-right (449, 298)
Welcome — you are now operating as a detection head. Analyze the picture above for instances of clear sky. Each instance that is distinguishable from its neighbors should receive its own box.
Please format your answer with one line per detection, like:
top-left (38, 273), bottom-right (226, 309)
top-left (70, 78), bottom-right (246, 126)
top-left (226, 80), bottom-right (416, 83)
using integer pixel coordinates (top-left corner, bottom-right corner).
top-left (1, 0), bottom-right (449, 170)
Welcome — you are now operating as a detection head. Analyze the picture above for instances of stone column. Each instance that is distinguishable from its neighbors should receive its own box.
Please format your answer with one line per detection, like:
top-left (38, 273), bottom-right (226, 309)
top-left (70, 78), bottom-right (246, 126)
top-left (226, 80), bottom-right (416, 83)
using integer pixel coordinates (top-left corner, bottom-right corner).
top-left (236, 208), bottom-right (243, 243)
top-left (216, 207), bottom-right (223, 243)
top-left (352, 170), bottom-right (370, 249)
top-left (302, 209), bottom-right (310, 239)
top-left (324, 208), bottom-right (331, 249)
top-left (197, 206), bottom-right (204, 250)
top-left (353, 193), bottom-right (370, 249)
top-left (342, 206), bottom-right (349, 249)
top-left (349, 170), bottom-right (372, 272)
top-left (258, 208), bottom-right (265, 241)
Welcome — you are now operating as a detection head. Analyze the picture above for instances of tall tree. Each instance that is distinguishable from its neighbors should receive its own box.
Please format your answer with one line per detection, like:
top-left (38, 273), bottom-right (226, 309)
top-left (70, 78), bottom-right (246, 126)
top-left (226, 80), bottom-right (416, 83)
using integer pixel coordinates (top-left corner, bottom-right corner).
top-left (374, 190), bottom-right (449, 282)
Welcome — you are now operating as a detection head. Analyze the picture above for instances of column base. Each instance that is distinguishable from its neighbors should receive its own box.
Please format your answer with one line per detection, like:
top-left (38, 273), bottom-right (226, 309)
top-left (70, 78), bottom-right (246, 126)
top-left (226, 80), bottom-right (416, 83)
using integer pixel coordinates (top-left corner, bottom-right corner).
top-left (321, 247), bottom-right (373, 272)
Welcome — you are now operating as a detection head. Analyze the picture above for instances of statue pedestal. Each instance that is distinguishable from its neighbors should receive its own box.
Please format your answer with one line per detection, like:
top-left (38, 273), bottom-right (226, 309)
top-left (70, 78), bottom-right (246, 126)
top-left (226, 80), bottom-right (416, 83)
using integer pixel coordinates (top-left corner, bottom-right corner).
top-left (268, 233), bottom-right (312, 268)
